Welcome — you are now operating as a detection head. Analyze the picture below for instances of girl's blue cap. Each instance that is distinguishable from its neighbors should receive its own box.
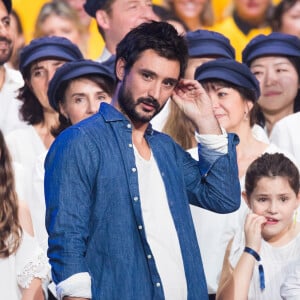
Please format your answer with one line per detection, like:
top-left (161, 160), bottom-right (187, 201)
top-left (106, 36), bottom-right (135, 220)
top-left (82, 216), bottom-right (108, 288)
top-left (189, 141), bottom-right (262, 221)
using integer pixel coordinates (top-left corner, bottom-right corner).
top-left (242, 32), bottom-right (300, 66)
top-left (48, 59), bottom-right (115, 111)
top-left (19, 36), bottom-right (83, 75)
top-left (195, 58), bottom-right (260, 101)
top-left (186, 29), bottom-right (235, 59)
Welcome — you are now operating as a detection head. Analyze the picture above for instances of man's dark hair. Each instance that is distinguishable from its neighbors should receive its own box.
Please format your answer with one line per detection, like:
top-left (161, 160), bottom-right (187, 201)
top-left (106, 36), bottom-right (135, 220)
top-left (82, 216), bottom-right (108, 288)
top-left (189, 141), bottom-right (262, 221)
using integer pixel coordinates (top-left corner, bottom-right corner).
top-left (116, 21), bottom-right (188, 79)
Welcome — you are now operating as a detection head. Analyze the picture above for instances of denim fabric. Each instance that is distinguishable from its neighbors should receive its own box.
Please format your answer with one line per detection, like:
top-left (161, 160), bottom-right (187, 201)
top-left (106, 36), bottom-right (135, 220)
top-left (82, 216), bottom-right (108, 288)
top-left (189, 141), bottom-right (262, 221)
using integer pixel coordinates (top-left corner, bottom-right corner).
top-left (45, 103), bottom-right (240, 300)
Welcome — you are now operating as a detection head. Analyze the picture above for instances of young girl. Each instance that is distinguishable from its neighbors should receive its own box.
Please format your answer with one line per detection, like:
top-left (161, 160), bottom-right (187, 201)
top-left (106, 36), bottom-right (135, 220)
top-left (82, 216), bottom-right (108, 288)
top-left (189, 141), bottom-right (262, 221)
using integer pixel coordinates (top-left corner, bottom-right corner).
top-left (0, 129), bottom-right (49, 299)
top-left (217, 152), bottom-right (300, 300)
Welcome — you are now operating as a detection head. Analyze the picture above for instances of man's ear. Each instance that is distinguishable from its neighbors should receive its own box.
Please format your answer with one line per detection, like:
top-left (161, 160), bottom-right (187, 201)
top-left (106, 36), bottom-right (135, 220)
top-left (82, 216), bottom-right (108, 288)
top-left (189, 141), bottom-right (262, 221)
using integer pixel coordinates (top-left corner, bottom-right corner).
top-left (116, 58), bottom-right (126, 81)
top-left (242, 191), bottom-right (251, 209)
top-left (95, 9), bottom-right (110, 29)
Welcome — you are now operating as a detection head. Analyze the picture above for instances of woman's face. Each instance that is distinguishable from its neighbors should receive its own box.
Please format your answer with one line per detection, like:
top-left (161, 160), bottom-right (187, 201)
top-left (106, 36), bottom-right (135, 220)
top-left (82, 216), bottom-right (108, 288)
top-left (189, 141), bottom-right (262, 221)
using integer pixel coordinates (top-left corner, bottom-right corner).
top-left (59, 78), bottom-right (112, 124)
top-left (204, 82), bottom-right (253, 133)
top-left (246, 176), bottom-right (300, 242)
top-left (234, 0), bottom-right (271, 23)
top-left (172, 0), bottom-right (207, 21)
top-left (29, 59), bottom-right (66, 112)
top-left (280, 1), bottom-right (300, 38)
top-left (250, 56), bottom-right (299, 116)
top-left (40, 14), bottom-right (81, 45)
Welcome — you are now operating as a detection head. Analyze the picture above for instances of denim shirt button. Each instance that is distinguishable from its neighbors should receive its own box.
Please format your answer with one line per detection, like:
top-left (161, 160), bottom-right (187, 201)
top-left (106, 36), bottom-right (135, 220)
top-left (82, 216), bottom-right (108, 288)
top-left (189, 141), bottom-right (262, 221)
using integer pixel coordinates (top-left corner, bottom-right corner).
top-left (132, 167), bottom-right (137, 172)
top-left (201, 174), bottom-right (207, 183)
top-left (128, 143), bottom-right (133, 148)
top-left (127, 123), bottom-right (131, 129)
top-left (133, 196), bottom-right (139, 202)
top-left (147, 254), bottom-right (152, 259)
top-left (161, 172), bottom-right (165, 177)
top-left (156, 282), bottom-right (161, 287)
top-left (138, 225), bottom-right (143, 230)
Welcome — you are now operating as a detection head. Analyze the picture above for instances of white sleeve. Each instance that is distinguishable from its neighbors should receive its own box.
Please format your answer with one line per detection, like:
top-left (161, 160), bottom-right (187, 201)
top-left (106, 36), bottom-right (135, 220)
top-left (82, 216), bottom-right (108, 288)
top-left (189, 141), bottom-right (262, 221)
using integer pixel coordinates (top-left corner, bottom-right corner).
top-left (195, 127), bottom-right (228, 154)
top-left (16, 231), bottom-right (50, 288)
top-left (56, 272), bottom-right (92, 300)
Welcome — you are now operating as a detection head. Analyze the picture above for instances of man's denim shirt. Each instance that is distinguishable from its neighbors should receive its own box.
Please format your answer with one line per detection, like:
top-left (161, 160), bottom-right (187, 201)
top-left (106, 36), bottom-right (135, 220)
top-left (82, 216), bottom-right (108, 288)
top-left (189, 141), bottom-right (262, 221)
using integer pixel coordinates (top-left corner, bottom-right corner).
top-left (45, 103), bottom-right (240, 300)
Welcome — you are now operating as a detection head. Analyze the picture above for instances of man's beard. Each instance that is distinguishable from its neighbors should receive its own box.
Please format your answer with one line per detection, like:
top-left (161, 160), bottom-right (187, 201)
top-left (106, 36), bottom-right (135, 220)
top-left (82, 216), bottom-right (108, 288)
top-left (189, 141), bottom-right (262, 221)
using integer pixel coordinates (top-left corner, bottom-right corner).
top-left (118, 80), bottom-right (162, 123)
top-left (0, 37), bottom-right (13, 65)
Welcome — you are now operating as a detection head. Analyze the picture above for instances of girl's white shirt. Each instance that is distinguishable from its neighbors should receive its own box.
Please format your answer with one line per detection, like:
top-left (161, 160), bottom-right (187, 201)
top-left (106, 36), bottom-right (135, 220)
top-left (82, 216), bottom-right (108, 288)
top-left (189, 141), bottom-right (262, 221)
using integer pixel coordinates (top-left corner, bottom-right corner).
top-left (0, 231), bottom-right (49, 300)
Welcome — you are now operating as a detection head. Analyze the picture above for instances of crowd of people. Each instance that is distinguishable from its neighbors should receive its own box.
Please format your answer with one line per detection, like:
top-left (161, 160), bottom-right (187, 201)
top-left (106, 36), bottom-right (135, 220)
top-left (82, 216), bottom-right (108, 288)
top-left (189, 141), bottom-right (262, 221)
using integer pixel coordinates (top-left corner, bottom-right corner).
top-left (1, 0), bottom-right (300, 299)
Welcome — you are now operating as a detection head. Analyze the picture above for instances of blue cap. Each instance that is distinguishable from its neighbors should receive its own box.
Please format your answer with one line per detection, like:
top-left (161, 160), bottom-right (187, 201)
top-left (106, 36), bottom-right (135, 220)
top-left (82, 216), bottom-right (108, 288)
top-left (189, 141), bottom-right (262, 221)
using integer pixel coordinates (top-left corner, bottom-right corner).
top-left (195, 58), bottom-right (260, 101)
top-left (84, 0), bottom-right (107, 17)
top-left (186, 29), bottom-right (235, 59)
top-left (242, 32), bottom-right (300, 65)
top-left (19, 36), bottom-right (83, 75)
top-left (48, 59), bottom-right (115, 111)
top-left (3, 0), bottom-right (11, 13)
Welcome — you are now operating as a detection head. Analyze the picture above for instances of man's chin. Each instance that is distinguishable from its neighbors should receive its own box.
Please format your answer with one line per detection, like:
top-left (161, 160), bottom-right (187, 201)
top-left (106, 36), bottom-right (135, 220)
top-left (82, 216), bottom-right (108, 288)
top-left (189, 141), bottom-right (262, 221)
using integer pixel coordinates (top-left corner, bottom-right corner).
top-left (0, 51), bottom-right (12, 65)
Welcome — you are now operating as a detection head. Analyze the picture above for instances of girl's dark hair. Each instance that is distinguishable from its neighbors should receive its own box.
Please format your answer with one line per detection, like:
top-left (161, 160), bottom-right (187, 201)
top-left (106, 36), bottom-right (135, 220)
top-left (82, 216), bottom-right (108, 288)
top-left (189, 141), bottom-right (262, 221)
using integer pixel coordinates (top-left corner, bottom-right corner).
top-left (271, 0), bottom-right (297, 31)
top-left (18, 65), bottom-right (44, 125)
top-left (51, 74), bottom-right (116, 137)
top-left (0, 130), bottom-right (22, 257)
top-left (245, 153), bottom-right (300, 197)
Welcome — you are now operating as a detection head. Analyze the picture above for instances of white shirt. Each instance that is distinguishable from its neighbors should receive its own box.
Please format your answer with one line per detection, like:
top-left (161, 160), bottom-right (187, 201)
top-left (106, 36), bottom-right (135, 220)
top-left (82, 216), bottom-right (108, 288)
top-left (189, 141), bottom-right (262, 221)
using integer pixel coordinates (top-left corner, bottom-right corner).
top-left (0, 231), bottom-right (49, 300)
top-left (5, 126), bottom-right (48, 247)
top-left (135, 147), bottom-right (187, 299)
top-left (0, 65), bottom-right (26, 134)
top-left (281, 261), bottom-right (300, 300)
top-left (270, 112), bottom-right (300, 167)
top-left (230, 229), bottom-right (300, 300)
top-left (96, 47), bottom-right (112, 63)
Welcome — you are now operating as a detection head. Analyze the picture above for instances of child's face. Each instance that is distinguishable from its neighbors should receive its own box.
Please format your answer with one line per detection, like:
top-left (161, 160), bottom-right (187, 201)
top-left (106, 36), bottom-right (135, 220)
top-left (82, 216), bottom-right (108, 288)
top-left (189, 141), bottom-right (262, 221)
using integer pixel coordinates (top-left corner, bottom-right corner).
top-left (247, 176), bottom-right (300, 241)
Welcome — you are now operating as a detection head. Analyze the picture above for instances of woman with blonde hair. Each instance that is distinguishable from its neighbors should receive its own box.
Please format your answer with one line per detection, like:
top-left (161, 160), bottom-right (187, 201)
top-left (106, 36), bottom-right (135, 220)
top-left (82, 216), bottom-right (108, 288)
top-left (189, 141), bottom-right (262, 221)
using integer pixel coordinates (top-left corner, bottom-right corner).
top-left (33, 1), bottom-right (88, 57)
top-left (162, 0), bottom-right (214, 31)
top-left (0, 129), bottom-right (49, 300)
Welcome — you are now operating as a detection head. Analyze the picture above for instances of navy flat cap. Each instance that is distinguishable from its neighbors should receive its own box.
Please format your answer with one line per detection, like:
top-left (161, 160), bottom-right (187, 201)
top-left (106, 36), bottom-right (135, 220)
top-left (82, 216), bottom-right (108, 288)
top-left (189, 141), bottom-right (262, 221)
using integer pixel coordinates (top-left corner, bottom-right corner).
top-left (186, 29), bottom-right (235, 59)
top-left (48, 59), bottom-right (115, 111)
top-left (84, 0), bottom-right (107, 17)
top-left (19, 36), bottom-right (83, 75)
top-left (242, 32), bottom-right (300, 66)
top-left (3, 0), bottom-right (12, 13)
top-left (195, 58), bottom-right (260, 101)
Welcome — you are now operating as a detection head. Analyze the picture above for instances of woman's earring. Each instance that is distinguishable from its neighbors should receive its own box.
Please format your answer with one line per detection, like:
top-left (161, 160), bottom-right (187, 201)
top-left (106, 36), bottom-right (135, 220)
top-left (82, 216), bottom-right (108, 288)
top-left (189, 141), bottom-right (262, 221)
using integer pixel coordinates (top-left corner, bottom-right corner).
top-left (294, 209), bottom-right (298, 225)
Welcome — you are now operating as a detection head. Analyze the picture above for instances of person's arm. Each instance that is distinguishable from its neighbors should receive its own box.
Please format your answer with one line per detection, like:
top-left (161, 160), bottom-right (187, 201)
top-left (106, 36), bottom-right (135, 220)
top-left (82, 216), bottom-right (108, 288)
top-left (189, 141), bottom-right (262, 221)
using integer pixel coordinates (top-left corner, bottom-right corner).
top-left (18, 200), bottom-right (34, 236)
top-left (172, 79), bottom-right (240, 213)
top-left (21, 278), bottom-right (44, 300)
top-left (217, 213), bottom-right (266, 300)
top-left (17, 201), bottom-right (49, 300)
top-left (45, 128), bottom-right (98, 298)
